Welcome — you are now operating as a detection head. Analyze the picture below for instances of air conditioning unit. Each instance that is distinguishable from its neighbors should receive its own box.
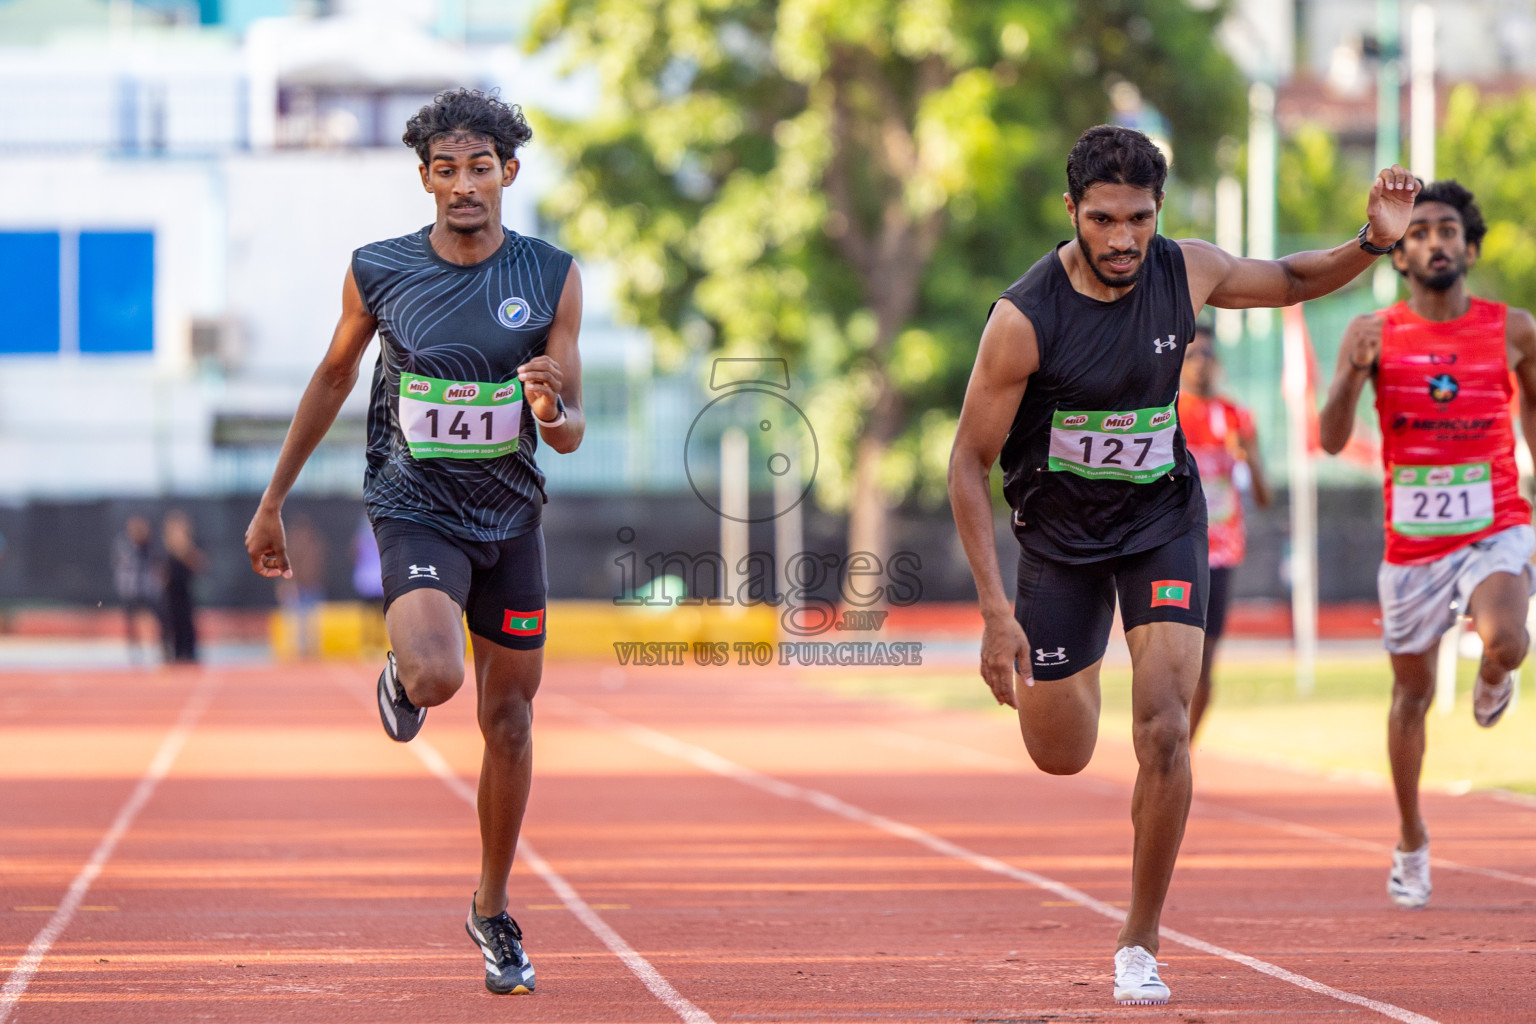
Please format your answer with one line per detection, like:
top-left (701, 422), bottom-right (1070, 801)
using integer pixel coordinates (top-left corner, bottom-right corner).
top-left (190, 317), bottom-right (241, 372)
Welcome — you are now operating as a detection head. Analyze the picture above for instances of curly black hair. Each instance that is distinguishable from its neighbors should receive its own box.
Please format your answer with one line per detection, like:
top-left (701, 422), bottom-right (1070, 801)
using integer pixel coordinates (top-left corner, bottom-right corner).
top-left (1414, 179), bottom-right (1487, 248)
top-left (402, 88), bottom-right (532, 165)
top-left (1065, 124), bottom-right (1167, 204)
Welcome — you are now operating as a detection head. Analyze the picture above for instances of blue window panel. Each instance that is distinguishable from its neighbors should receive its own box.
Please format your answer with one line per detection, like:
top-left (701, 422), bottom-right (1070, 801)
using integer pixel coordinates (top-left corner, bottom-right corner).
top-left (0, 232), bottom-right (60, 355)
top-left (80, 231), bottom-right (154, 354)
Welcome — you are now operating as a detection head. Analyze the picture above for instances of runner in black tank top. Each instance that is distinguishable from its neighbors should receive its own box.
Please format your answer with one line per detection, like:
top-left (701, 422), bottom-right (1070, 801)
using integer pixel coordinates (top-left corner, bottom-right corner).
top-left (244, 90), bottom-right (584, 996)
top-left (999, 233), bottom-right (1202, 562)
top-left (949, 125), bottom-right (1421, 1007)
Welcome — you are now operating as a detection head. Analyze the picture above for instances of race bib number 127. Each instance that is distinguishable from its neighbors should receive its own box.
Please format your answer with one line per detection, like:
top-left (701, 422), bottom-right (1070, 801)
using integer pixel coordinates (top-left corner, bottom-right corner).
top-left (1048, 403), bottom-right (1178, 484)
top-left (398, 372), bottom-right (523, 460)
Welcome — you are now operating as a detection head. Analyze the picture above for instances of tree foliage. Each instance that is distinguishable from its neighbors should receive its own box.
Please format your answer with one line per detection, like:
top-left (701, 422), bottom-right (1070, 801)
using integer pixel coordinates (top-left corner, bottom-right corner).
top-left (528, 0), bottom-right (1246, 556)
top-left (1439, 85), bottom-right (1536, 312)
top-left (1276, 122), bottom-right (1374, 243)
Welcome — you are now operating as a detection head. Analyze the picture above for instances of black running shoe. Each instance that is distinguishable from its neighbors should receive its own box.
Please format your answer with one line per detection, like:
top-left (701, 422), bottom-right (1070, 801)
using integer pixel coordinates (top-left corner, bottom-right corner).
top-left (465, 897), bottom-right (535, 994)
top-left (376, 651), bottom-right (426, 743)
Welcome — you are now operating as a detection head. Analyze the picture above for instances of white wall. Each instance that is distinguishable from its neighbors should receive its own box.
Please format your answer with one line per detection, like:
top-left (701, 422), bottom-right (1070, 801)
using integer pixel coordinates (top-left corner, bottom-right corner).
top-left (1301, 0), bottom-right (1536, 79)
top-left (0, 144), bottom-right (635, 499)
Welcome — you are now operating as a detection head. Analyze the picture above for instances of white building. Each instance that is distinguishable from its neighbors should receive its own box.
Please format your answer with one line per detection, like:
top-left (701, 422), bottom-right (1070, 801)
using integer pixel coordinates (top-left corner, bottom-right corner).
top-left (0, 0), bottom-right (655, 502)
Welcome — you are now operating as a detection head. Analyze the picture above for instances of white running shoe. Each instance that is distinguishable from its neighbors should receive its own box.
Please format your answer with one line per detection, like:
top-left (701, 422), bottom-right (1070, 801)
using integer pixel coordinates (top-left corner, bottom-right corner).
top-left (1388, 842), bottom-right (1431, 909)
top-left (1113, 945), bottom-right (1169, 1005)
top-left (1473, 671), bottom-right (1514, 728)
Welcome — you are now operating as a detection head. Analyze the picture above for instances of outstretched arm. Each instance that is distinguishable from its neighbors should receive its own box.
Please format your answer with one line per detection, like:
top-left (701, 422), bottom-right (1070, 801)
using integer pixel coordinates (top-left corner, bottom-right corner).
top-left (948, 300), bottom-right (1037, 709)
top-left (245, 267), bottom-right (378, 578)
top-left (1182, 166), bottom-right (1419, 312)
top-left (1236, 415), bottom-right (1273, 508)
top-left (1318, 313), bottom-right (1382, 455)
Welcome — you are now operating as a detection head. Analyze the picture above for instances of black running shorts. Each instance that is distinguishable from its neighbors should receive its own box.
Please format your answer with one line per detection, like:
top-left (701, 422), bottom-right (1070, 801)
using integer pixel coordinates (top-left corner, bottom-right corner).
top-left (374, 518), bottom-right (547, 651)
top-left (1205, 565), bottom-right (1234, 642)
top-left (1014, 527), bottom-right (1208, 681)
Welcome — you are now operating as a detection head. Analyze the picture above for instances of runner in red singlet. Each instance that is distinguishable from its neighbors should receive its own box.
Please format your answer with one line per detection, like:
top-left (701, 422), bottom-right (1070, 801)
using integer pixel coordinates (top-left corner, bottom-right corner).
top-left (1178, 325), bottom-right (1271, 738)
top-left (1320, 180), bottom-right (1536, 909)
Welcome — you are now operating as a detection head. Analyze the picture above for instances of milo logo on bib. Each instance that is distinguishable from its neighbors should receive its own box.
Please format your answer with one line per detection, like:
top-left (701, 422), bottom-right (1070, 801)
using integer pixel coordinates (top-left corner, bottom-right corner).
top-left (397, 372), bottom-right (523, 460)
top-left (1047, 402), bottom-right (1179, 484)
top-left (1391, 462), bottom-right (1496, 537)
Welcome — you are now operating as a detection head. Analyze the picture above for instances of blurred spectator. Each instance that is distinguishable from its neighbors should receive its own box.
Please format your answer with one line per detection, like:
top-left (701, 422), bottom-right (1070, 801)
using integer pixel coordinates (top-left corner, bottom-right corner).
top-left (112, 515), bottom-right (160, 663)
top-left (277, 514), bottom-right (328, 659)
top-left (161, 510), bottom-right (205, 664)
top-left (352, 513), bottom-right (384, 604)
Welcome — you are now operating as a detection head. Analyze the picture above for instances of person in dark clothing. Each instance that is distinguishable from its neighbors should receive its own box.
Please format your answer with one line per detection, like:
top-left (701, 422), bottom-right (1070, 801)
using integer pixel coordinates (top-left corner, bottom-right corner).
top-left (161, 510), bottom-right (204, 664)
top-left (112, 515), bottom-right (160, 662)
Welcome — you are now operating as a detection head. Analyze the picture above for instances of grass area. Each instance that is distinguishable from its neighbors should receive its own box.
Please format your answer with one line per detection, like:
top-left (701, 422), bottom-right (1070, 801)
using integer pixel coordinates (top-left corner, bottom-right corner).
top-left (808, 651), bottom-right (1536, 796)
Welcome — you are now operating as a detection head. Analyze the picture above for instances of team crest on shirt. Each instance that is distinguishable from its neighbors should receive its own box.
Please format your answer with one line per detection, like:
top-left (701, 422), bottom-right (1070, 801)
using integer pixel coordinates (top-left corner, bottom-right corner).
top-left (1427, 373), bottom-right (1459, 403)
top-left (497, 296), bottom-right (532, 330)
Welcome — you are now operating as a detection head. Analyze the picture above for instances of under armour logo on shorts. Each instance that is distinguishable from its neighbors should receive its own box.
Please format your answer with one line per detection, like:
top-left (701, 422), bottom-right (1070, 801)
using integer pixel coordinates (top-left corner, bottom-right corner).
top-left (1034, 647), bottom-right (1068, 664)
top-left (408, 564), bottom-right (439, 580)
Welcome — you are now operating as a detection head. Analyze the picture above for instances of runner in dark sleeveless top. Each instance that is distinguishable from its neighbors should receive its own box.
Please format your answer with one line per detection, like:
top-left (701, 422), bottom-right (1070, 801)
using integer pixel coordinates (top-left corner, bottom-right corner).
top-left (244, 89), bottom-right (583, 996)
top-left (1320, 181), bottom-right (1536, 911)
top-left (949, 125), bottom-right (1419, 1007)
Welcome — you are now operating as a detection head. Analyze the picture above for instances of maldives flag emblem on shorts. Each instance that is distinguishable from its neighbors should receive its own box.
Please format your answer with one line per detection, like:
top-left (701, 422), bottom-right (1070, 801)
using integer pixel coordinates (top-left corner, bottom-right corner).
top-left (502, 609), bottom-right (545, 636)
top-left (1150, 580), bottom-right (1192, 609)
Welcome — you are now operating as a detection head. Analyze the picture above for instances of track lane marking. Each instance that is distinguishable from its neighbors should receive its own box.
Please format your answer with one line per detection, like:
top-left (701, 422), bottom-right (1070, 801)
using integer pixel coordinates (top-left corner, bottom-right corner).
top-left (406, 738), bottom-right (715, 1024)
top-left (548, 697), bottom-right (1443, 1024)
top-left (869, 726), bottom-right (1536, 890)
top-left (0, 672), bottom-right (220, 1024)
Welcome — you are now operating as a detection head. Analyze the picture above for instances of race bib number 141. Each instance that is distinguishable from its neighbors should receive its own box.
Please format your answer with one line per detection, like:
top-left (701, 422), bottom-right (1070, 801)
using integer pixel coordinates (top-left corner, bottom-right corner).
top-left (1048, 403), bottom-right (1178, 484)
top-left (398, 372), bottom-right (523, 460)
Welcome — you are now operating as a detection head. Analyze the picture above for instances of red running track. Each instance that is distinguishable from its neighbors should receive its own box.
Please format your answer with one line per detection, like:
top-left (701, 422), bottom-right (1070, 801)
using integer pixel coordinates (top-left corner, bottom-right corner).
top-left (2, 662), bottom-right (1535, 1023)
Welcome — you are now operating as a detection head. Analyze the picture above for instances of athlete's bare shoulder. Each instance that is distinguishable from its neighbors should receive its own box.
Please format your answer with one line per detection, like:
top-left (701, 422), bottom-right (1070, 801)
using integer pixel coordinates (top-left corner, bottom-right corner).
top-left (980, 297), bottom-right (1041, 384)
top-left (1172, 238), bottom-right (1229, 297)
top-left (1505, 306), bottom-right (1536, 367)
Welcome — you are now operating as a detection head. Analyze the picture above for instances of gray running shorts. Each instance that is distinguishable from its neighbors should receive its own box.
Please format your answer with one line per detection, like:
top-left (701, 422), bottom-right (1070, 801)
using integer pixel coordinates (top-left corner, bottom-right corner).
top-left (1377, 524), bottom-right (1536, 655)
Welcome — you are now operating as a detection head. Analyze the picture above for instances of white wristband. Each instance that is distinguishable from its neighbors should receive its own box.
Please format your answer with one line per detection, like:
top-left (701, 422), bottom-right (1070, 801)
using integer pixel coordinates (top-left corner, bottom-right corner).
top-left (535, 407), bottom-right (567, 429)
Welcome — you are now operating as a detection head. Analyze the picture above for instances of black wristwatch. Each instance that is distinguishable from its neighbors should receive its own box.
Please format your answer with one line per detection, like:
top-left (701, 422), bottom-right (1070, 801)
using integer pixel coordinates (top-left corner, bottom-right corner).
top-left (1357, 223), bottom-right (1397, 256)
top-left (534, 394), bottom-right (566, 425)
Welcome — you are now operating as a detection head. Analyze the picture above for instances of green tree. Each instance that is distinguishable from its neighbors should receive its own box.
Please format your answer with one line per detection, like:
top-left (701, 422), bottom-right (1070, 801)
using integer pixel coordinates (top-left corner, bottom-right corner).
top-left (529, 0), bottom-right (1245, 570)
top-left (1276, 122), bottom-right (1373, 245)
top-left (1440, 84), bottom-right (1536, 312)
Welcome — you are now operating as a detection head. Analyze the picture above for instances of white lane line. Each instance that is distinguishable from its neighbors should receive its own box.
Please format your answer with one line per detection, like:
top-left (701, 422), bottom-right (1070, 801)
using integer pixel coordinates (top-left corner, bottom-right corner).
top-left (0, 672), bottom-right (221, 1024)
top-left (1207, 804), bottom-right (1536, 891)
top-left (407, 738), bottom-right (715, 1024)
top-left (548, 697), bottom-right (1444, 1024)
top-left (873, 727), bottom-right (1536, 891)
